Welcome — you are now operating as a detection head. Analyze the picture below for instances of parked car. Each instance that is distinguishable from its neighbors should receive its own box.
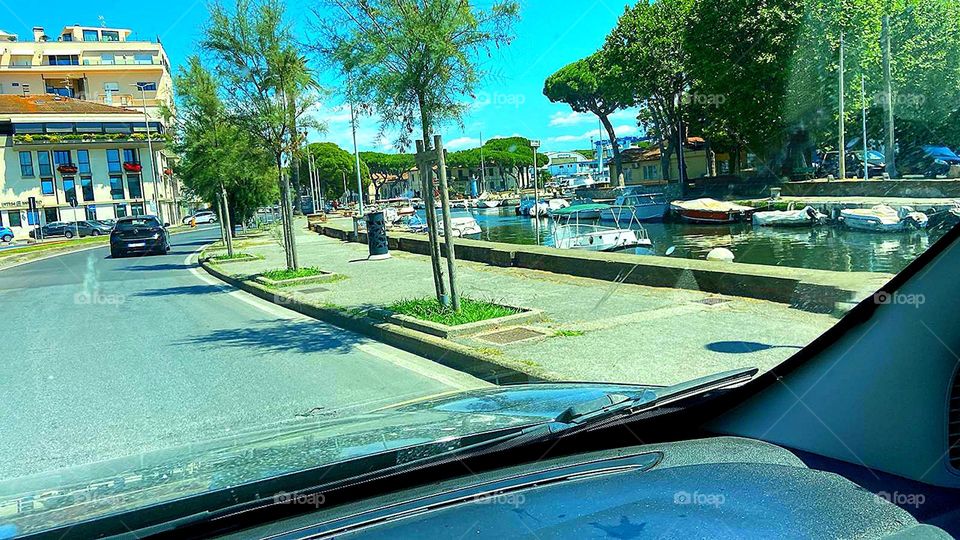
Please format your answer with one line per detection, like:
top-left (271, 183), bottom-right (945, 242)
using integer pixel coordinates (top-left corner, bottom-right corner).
top-left (95, 219), bottom-right (117, 230)
top-left (110, 216), bottom-right (170, 258)
top-left (182, 211), bottom-right (217, 225)
top-left (899, 145), bottom-right (960, 178)
top-left (28, 221), bottom-right (99, 239)
top-left (0, 226), bottom-right (13, 243)
top-left (816, 150), bottom-right (884, 178)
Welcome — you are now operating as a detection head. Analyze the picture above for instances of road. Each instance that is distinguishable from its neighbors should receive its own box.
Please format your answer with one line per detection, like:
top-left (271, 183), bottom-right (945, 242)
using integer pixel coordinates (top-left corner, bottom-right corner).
top-left (0, 226), bottom-right (487, 480)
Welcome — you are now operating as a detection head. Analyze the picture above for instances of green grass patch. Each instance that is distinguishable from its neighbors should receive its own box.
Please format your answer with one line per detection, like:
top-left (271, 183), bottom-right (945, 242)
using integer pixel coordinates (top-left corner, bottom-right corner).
top-left (554, 329), bottom-right (585, 337)
top-left (210, 252), bottom-right (256, 261)
top-left (0, 236), bottom-right (109, 259)
top-left (473, 347), bottom-right (504, 357)
top-left (261, 267), bottom-right (326, 281)
top-left (388, 297), bottom-right (521, 326)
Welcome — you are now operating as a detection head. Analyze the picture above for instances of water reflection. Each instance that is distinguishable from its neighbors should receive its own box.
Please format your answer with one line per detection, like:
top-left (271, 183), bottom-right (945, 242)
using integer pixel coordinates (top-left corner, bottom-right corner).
top-left (426, 207), bottom-right (933, 274)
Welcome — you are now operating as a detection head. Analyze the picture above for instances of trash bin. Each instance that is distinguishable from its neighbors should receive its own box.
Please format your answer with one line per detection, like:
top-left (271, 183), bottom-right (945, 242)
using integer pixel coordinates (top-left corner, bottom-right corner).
top-left (365, 211), bottom-right (390, 260)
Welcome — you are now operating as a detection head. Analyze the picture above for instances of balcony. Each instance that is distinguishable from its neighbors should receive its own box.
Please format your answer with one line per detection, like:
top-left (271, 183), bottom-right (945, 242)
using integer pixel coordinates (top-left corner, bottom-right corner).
top-left (95, 94), bottom-right (164, 108)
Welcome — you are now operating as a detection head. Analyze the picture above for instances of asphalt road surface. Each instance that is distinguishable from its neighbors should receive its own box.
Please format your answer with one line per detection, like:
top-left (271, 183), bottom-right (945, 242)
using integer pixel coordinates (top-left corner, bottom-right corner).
top-left (0, 226), bottom-right (486, 480)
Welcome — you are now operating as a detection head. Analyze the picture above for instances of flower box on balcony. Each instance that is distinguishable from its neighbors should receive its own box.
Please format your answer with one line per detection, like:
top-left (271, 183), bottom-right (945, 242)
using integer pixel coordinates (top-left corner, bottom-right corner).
top-left (163, 168), bottom-right (174, 176)
top-left (123, 162), bottom-right (143, 173)
top-left (57, 164), bottom-right (79, 174)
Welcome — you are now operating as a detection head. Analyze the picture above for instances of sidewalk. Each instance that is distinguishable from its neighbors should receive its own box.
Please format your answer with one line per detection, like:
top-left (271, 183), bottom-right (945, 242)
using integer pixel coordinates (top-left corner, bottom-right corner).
top-left (205, 220), bottom-right (838, 386)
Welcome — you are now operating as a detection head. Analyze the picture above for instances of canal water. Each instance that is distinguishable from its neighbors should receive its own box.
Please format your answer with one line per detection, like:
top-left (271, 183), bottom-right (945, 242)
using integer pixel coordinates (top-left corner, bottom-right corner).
top-left (431, 207), bottom-right (932, 274)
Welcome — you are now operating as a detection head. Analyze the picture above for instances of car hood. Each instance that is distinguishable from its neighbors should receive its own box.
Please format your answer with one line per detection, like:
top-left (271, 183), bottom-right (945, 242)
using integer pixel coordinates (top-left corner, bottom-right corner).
top-left (0, 383), bottom-right (654, 536)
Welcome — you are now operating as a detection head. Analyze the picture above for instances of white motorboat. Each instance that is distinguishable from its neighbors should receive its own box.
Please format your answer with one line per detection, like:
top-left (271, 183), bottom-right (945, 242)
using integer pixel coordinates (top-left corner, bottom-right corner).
top-left (530, 198), bottom-right (570, 217)
top-left (477, 192), bottom-right (502, 208)
top-left (752, 205), bottom-right (826, 227)
top-left (515, 195), bottom-right (537, 216)
top-left (440, 216), bottom-right (483, 237)
top-left (551, 204), bottom-right (653, 252)
top-left (839, 205), bottom-right (929, 232)
top-left (600, 191), bottom-right (668, 222)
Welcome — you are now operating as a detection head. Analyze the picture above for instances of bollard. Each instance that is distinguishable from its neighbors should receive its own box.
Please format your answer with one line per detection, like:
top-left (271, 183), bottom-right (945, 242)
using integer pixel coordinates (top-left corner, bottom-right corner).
top-left (365, 211), bottom-right (390, 260)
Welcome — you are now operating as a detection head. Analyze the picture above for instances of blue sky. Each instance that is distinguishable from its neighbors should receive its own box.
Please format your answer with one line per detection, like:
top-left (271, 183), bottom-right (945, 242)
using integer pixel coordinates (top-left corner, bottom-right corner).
top-left (9, 0), bottom-right (642, 153)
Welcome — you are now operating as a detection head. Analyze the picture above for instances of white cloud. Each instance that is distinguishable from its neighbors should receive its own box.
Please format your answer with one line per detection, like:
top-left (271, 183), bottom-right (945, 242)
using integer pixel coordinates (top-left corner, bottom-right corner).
top-left (549, 110), bottom-right (592, 127)
top-left (545, 124), bottom-right (637, 145)
top-left (445, 137), bottom-right (481, 150)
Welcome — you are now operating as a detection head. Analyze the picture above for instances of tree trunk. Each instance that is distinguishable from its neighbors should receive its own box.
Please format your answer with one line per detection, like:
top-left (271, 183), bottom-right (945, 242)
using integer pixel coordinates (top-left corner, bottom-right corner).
top-left (220, 183), bottom-right (234, 257)
top-left (275, 153), bottom-right (298, 270)
top-left (598, 114), bottom-right (623, 186)
top-left (417, 97), bottom-right (447, 303)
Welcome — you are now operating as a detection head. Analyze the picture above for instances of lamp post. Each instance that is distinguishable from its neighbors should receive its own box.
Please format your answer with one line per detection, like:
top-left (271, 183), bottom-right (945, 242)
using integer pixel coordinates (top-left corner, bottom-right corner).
top-left (131, 83), bottom-right (162, 222)
top-left (350, 101), bottom-right (363, 214)
top-left (531, 139), bottom-right (541, 241)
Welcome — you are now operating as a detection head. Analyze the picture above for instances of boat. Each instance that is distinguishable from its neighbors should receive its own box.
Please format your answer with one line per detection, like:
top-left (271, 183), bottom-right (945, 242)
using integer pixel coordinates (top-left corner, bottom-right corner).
top-left (839, 205), bottom-right (929, 232)
top-left (559, 172), bottom-right (597, 195)
top-left (477, 192), bottom-right (502, 208)
top-left (551, 204), bottom-right (652, 252)
top-left (531, 198), bottom-right (570, 217)
top-left (752, 205), bottom-right (826, 227)
top-left (600, 191), bottom-right (668, 222)
top-left (440, 216), bottom-right (483, 237)
top-left (552, 198), bottom-right (601, 219)
top-left (671, 198), bottom-right (757, 224)
top-left (515, 195), bottom-right (537, 216)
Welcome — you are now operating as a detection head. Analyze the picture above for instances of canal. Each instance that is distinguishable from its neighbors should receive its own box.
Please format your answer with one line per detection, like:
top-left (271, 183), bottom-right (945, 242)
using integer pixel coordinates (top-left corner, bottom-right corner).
top-left (434, 207), bottom-right (933, 274)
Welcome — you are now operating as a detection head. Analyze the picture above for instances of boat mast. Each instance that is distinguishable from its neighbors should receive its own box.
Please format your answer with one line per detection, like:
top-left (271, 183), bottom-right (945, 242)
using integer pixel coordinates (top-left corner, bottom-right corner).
top-left (861, 73), bottom-right (869, 180)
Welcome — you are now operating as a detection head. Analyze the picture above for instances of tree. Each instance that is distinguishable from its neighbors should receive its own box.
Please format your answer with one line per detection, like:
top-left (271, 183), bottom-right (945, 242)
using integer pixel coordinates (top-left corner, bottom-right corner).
top-left (685, 0), bottom-right (804, 172)
top-left (315, 0), bottom-right (519, 305)
top-left (175, 56), bottom-right (276, 251)
top-left (544, 52), bottom-right (632, 184)
top-left (302, 143), bottom-right (371, 201)
top-left (603, 0), bottom-right (693, 183)
top-left (204, 0), bottom-right (322, 271)
top-left (359, 151), bottom-right (415, 198)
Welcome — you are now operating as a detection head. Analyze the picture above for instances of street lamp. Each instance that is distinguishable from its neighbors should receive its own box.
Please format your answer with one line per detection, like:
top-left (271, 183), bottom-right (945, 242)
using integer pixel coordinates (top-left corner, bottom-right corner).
top-left (530, 139), bottom-right (541, 241)
top-left (130, 83), bottom-right (162, 222)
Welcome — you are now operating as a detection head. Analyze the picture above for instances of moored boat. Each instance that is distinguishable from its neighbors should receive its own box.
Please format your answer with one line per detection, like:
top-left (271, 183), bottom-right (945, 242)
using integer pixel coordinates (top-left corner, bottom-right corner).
top-left (839, 205), bottom-right (928, 232)
top-left (600, 191), bottom-right (668, 222)
top-left (752, 206), bottom-right (826, 227)
top-left (671, 198), bottom-right (757, 224)
top-left (531, 198), bottom-right (569, 217)
top-left (551, 204), bottom-right (652, 252)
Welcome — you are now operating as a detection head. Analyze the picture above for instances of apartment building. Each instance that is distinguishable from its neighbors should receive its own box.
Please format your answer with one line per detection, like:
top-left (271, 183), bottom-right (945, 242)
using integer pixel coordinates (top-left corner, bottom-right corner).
top-left (0, 25), bottom-right (179, 237)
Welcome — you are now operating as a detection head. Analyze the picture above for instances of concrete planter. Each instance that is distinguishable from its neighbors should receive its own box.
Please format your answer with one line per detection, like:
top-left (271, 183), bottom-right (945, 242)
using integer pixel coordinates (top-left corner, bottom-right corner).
top-left (204, 253), bottom-right (261, 264)
top-left (374, 305), bottom-right (545, 339)
top-left (254, 271), bottom-right (343, 288)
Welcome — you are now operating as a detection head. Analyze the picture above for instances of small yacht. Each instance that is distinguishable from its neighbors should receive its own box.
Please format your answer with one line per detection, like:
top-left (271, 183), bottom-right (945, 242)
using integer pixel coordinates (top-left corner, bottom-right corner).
top-left (551, 204), bottom-right (652, 253)
top-left (600, 191), bottom-right (668, 222)
top-left (753, 205), bottom-right (826, 227)
top-left (839, 205), bottom-right (928, 232)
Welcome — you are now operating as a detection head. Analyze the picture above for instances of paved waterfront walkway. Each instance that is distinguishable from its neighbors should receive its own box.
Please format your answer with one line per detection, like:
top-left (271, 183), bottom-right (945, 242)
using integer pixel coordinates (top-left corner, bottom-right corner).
top-left (210, 220), bottom-right (843, 386)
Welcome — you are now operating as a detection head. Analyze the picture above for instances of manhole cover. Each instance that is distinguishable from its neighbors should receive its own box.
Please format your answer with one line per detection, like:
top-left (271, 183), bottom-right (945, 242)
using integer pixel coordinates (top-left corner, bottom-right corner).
top-left (477, 327), bottom-right (548, 345)
top-left (697, 297), bottom-right (730, 306)
top-left (294, 286), bottom-right (330, 294)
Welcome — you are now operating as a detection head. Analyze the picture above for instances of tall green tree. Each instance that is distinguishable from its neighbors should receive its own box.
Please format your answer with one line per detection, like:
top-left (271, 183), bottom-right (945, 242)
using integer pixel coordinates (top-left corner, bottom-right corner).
top-left (314, 0), bottom-right (519, 304)
top-left (543, 53), bottom-right (632, 184)
top-left (359, 151), bottom-right (415, 198)
top-left (204, 0), bottom-right (322, 270)
top-left (603, 0), bottom-right (693, 182)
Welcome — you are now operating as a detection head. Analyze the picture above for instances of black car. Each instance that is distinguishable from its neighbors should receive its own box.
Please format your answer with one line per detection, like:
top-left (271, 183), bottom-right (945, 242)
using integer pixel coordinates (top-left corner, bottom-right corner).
top-left (109, 216), bottom-right (170, 258)
top-left (28, 221), bottom-right (100, 239)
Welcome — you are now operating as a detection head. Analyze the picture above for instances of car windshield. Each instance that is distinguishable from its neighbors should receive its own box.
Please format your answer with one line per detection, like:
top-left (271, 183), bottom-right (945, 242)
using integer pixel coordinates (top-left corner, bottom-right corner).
top-left (3, 0), bottom-right (959, 537)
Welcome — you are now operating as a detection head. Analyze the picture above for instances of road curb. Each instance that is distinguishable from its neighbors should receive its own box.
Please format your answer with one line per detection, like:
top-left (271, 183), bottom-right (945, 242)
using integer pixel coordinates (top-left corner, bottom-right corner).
top-left (199, 258), bottom-right (553, 385)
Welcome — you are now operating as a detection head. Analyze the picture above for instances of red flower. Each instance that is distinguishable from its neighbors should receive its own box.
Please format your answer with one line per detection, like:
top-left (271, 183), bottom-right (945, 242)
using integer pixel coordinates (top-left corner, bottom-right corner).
top-left (123, 162), bottom-right (143, 173)
top-left (57, 164), bottom-right (78, 174)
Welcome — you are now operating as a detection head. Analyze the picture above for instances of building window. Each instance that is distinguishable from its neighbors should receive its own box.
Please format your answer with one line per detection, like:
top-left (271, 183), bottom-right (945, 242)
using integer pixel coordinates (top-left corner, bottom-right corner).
top-left (100, 53), bottom-right (115, 65)
top-left (77, 150), bottom-right (91, 174)
top-left (104, 82), bottom-right (120, 93)
top-left (83, 29), bottom-right (99, 41)
top-left (86, 205), bottom-right (97, 220)
top-left (81, 176), bottom-right (94, 202)
top-left (8, 211), bottom-right (22, 228)
top-left (127, 175), bottom-right (143, 199)
top-left (107, 149), bottom-right (122, 173)
top-left (37, 151), bottom-right (51, 176)
top-left (123, 148), bottom-right (139, 164)
top-left (134, 82), bottom-right (157, 91)
top-left (19, 152), bottom-right (34, 177)
top-left (40, 179), bottom-right (54, 195)
top-left (53, 150), bottom-right (71, 166)
top-left (63, 177), bottom-right (77, 204)
top-left (101, 30), bottom-right (120, 42)
top-left (110, 175), bottom-right (125, 199)
top-left (130, 202), bottom-right (144, 216)
top-left (61, 33), bottom-right (73, 42)
top-left (46, 55), bottom-right (79, 66)
top-left (45, 84), bottom-right (73, 98)
top-left (44, 207), bottom-right (59, 224)
top-left (115, 203), bottom-right (127, 218)
top-left (134, 53), bottom-right (153, 64)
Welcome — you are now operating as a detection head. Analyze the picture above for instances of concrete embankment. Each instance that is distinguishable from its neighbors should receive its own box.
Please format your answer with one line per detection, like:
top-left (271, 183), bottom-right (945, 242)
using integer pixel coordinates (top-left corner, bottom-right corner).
top-left (313, 219), bottom-right (889, 314)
